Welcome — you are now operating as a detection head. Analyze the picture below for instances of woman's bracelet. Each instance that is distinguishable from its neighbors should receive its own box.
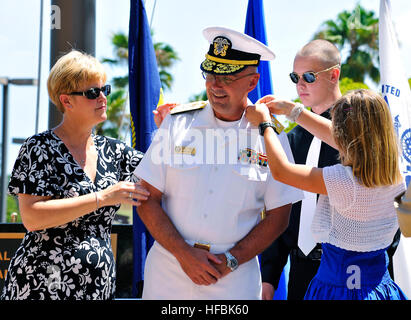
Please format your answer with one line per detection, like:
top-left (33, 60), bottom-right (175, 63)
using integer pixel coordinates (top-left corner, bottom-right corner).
top-left (286, 103), bottom-right (305, 122)
top-left (94, 192), bottom-right (99, 211)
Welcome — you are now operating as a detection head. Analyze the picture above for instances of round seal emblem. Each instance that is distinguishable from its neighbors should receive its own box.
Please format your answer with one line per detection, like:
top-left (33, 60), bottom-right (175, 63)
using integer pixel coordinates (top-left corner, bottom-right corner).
top-left (401, 128), bottom-right (411, 163)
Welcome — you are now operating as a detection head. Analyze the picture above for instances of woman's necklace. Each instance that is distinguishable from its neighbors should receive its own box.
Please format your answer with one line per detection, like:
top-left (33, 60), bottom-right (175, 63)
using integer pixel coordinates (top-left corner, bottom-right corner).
top-left (55, 128), bottom-right (92, 166)
top-left (68, 147), bottom-right (88, 166)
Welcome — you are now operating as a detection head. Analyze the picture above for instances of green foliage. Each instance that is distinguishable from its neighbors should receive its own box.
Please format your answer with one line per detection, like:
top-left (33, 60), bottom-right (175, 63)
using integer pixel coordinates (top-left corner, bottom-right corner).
top-left (95, 88), bottom-right (129, 140)
top-left (101, 33), bottom-right (129, 66)
top-left (112, 76), bottom-right (129, 89)
top-left (154, 41), bottom-right (180, 90)
top-left (189, 90), bottom-right (208, 102)
top-left (339, 77), bottom-right (369, 94)
top-left (6, 195), bottom-right (21, 223)
top-left (102, 31), bottom-right (179, 93)
top-left (314, 4), bottom-right (379, 84)
top-left (99, 31), bottom-right (179, 139)
top-left (283, 120), bottom-right (298, 134)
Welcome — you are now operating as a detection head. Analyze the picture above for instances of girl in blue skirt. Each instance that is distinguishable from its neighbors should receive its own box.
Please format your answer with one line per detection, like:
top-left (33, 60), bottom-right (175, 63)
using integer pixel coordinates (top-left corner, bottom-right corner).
top-left (246, 89), bottom-right (407, 300)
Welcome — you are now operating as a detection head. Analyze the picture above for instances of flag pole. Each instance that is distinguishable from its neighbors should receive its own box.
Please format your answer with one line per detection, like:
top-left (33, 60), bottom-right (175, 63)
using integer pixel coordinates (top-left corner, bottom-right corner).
top-left (35, 0), bottom-right (44, 134)
top-left (150, 0), bottom-right (158, 28)
top-left (129, 0), bottom-right (161, 297)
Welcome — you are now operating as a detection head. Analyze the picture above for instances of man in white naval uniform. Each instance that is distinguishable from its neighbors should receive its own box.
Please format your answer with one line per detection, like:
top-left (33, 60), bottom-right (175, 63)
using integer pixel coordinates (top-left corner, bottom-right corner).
top-left (134, 26), bottom-right (304, 299)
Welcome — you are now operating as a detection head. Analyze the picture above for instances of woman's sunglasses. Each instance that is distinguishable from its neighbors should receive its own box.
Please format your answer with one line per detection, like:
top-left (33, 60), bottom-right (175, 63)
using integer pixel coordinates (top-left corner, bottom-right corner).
top-left (70, 84), bottom-right (111, 99)
top-left (289, 64), bottom-right (340, 84)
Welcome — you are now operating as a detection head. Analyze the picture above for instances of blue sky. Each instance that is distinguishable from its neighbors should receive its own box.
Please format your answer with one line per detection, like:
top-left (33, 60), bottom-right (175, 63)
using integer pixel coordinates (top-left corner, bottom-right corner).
top-left (1, 0), bottom-right (411, 173)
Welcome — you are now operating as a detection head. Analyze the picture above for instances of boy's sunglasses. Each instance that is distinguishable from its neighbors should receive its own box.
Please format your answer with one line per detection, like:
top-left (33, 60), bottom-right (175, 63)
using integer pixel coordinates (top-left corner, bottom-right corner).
top-left (289, 64), bottom-right (340, 84)
top-left (70, 84), bottom-right (111, 99)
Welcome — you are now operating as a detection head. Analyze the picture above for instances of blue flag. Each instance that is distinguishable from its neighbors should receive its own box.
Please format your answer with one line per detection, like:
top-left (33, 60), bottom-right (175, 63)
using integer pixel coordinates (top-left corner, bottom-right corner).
top-left (128, 0), bottom-right (159, 297)
top-left (244, 0), bottom-right (289, 300)
top-left (244, 0), bottom-right (273, 103)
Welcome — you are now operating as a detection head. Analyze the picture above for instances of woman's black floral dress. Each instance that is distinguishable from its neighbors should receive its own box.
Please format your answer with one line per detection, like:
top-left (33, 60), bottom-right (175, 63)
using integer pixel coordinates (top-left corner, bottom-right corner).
top-left (1, 130), bottom-right (143, 300)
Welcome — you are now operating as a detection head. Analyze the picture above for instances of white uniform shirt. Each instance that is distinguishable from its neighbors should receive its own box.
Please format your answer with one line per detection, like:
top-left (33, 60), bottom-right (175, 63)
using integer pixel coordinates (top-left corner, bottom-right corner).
top-left (133, 102), bottom-right (304, 299)
top-left (135, 102), bottom-right (303, 244)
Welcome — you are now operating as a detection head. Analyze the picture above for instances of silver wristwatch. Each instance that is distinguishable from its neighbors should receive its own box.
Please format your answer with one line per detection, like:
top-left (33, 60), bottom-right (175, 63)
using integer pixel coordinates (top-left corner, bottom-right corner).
top-left (224, 251), bottom-right (239, 271)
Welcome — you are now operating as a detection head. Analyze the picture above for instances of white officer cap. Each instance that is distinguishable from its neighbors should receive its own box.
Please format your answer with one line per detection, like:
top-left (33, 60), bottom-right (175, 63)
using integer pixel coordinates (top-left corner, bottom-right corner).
top-left (200, 26), bottom-right (275, 75)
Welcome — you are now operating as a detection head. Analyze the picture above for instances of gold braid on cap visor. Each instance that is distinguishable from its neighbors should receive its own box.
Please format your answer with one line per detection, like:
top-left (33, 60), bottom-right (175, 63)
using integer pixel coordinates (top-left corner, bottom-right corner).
top-left (201, 59), bottom-right (244, 74)
top-left (205, 54), bottom-right (259, 65)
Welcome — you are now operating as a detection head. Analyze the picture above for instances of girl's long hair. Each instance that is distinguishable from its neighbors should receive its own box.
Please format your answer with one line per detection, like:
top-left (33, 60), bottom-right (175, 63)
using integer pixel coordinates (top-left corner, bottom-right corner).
top-left (331, 89), bottom-right (402, 187)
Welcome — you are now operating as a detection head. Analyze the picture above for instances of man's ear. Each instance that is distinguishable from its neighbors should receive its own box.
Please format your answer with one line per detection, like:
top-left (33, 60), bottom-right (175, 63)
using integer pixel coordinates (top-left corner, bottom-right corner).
top-left (248, 73), bottom-right (260, 92)
top-left (330, 68), bottom-right (340, 83)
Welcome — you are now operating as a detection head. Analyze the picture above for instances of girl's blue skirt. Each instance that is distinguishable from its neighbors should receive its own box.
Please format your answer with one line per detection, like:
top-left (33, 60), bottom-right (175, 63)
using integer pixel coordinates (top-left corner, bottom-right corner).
top-left (304, 243), bottom-right (407, 300)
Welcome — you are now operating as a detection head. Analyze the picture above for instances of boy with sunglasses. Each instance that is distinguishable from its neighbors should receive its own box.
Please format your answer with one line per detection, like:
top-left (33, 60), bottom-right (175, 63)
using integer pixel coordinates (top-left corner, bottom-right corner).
top-left (260, 40), bottom-right (341, 300)
top-left (260, 39), bottom-right (401, 300)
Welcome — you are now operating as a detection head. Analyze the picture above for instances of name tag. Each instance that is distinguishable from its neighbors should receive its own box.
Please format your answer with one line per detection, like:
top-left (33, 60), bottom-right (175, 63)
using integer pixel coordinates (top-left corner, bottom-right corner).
top-left (175, 146), bottom-right (196, 156)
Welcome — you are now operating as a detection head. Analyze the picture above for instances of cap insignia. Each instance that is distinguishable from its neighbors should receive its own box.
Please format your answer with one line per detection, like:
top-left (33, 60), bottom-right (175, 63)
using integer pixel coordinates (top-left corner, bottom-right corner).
top-left (213, 37), bottom-right (231, 57)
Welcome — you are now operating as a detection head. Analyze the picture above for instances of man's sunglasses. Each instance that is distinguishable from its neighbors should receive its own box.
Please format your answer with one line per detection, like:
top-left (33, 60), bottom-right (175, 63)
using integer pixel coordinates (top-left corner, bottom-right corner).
top-left (289, 64), bottom-right (340, 84)
top-left (70, 84), bottom-right (111, 99)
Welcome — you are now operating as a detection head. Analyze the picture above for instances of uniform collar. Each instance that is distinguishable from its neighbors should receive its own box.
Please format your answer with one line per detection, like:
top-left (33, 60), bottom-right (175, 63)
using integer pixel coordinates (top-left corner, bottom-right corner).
top-left (191, 101), bottom-right (250, 129)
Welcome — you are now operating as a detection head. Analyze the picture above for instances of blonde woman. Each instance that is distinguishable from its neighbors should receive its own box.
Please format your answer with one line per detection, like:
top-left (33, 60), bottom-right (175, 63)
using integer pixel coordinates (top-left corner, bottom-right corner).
top-left (246, 89), bottom-right (407, 300)
top-left (1, 50), bottom-right (149, 300)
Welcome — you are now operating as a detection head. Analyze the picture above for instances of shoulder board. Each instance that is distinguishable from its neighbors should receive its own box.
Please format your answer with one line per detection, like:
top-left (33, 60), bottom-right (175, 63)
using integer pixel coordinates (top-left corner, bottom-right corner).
top-left (271, 115), bottom-right (284, 135)
top-left (170, 101), bottom-right (207, 115)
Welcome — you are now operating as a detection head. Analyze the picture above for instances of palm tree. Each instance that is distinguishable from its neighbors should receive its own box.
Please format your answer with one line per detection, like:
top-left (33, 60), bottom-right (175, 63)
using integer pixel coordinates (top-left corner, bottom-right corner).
top-left (102, 31), bottom-right (179, 92)
top-left (313, 4), bottom-right (380, 84)
top-left (97, 31), bottom-right (179, 139)
top-left (154, 41), bottom-right (180, 90)
top-left (189, 90), bottom-right (207, 103)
